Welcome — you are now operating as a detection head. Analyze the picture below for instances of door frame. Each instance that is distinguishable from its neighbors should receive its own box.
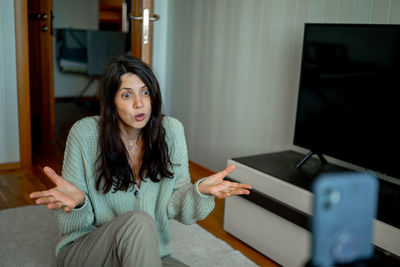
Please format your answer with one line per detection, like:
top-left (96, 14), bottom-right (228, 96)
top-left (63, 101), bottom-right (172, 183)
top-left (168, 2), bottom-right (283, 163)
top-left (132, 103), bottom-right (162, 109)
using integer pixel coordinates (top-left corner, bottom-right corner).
top-left (13, 0), bottom-right (55, 170)
top-left (131, 0), bottom-right (156, 65)
top-left (14, 0), bottom-right (32, 168)
top-left (13, 0), bottom-right (159, 169)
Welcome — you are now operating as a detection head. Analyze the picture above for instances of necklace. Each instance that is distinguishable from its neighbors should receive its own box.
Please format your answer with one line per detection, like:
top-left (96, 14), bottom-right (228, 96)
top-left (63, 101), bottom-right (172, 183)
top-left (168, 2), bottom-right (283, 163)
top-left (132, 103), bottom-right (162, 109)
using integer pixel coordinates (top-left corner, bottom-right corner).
top-left (123, 134), bottom-right (141, 152)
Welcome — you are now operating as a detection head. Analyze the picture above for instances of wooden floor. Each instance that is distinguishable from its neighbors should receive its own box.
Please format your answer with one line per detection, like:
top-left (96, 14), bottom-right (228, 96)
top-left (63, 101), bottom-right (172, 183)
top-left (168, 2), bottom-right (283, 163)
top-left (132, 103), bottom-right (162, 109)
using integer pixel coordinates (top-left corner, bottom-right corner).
top-left (189, 162), bottom-right (279, 267)
top-left (0, 100), bottom-right (279, 267)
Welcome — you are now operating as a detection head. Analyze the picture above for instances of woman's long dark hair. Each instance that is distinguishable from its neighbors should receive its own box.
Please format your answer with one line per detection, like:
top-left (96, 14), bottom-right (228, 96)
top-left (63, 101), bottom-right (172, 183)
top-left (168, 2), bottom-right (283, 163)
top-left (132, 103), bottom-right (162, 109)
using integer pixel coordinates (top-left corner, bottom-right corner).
top-left (96, 55), bottom-right (173, 193)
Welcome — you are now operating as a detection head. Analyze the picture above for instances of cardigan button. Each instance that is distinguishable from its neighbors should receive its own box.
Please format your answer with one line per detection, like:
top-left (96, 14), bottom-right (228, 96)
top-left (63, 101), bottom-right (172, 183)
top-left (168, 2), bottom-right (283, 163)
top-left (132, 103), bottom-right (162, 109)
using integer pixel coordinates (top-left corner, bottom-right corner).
top-left (134, 190), bottom-right (140, 198)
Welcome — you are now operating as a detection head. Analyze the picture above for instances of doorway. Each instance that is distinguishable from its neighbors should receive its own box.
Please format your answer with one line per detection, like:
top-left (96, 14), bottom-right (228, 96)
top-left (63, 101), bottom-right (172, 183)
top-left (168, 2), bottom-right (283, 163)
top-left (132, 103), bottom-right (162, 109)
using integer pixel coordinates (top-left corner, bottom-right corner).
top-left (29, 0), bottom-right (131, 170)
top-left (22, 0), bottom-right (159, 171)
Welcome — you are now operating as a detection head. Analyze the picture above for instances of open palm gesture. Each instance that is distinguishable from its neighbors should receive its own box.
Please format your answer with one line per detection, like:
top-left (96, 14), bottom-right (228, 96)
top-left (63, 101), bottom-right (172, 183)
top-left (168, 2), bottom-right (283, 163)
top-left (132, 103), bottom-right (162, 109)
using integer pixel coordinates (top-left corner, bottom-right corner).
top-left (29, 167), bottom-right (85, 213)
top-left (198, 164), bottom-right (252, 199)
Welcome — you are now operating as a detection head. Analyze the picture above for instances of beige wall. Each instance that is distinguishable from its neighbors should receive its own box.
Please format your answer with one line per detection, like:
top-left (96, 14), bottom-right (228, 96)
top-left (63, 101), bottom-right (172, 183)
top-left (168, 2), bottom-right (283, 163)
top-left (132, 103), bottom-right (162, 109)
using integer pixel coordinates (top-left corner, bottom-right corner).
top-left (163, 0), bottom-right (400, 172)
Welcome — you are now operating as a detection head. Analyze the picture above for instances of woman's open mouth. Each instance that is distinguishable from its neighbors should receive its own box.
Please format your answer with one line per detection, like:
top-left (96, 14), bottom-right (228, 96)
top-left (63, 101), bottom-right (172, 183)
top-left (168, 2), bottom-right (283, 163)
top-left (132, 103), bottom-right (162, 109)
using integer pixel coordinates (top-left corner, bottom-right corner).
top-left (134, 113), bottom-right (145, 121)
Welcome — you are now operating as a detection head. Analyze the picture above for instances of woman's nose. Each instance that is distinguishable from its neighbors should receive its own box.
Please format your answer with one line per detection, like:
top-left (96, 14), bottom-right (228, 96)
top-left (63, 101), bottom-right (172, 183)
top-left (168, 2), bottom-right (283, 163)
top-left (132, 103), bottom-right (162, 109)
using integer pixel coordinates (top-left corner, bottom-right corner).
top-left (133, 95), bottom-right (144, 108)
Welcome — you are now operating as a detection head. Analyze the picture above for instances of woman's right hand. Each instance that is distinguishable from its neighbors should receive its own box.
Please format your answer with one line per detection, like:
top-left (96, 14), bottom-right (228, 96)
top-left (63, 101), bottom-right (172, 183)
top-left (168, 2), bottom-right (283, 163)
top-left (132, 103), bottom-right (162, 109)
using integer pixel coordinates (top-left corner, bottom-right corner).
top-left (29, 166), bottom-right (85, 213)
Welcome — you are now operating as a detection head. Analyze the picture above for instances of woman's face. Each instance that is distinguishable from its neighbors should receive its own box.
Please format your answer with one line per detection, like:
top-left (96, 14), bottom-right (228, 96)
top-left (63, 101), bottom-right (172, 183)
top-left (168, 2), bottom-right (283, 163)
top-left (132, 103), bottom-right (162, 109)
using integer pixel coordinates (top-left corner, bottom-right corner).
top-left (114, 73), bottom-right (152, 134)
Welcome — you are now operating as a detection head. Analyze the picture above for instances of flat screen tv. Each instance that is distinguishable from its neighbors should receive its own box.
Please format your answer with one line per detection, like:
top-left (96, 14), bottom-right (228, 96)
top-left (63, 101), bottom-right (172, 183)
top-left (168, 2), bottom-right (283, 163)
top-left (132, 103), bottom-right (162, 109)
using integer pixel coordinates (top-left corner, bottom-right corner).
top-left (293, 23), bottom-right (400, 179)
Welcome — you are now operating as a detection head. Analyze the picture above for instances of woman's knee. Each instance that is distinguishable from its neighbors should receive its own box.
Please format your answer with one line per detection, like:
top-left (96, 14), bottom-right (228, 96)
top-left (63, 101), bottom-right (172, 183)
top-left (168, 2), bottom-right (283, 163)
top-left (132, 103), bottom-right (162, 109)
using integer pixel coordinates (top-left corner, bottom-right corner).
top-left (112, 210), bottom-right (159, 256)
top-left (116, 210), bottom-right (157, 238)
top-left (125, 210), bottom-right (155, 226)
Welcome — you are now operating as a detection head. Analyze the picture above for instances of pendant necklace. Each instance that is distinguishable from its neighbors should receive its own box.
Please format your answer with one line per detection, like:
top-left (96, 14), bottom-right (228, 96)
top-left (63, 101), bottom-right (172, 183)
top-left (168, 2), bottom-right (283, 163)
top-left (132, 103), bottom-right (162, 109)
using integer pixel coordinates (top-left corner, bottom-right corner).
top-left (125, 134), bottom-right (140, 152)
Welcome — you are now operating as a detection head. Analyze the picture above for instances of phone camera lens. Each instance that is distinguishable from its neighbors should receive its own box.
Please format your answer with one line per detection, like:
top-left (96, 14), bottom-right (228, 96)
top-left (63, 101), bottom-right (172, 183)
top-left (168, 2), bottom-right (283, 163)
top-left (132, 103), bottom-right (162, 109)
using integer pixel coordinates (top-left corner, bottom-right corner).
top-left (323, 188), bottom-right (331, 195)
top-left (330, 190), bottom-right (341, 204)
top-left (323, 201), bottom-right (331, 210)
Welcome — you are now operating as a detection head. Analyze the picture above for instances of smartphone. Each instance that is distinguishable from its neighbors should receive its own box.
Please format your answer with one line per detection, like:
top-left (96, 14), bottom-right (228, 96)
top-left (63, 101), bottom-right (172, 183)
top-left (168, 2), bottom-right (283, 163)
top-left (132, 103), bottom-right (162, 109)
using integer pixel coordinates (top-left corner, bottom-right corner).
top-left (311, 172), bottom-right (378, 267)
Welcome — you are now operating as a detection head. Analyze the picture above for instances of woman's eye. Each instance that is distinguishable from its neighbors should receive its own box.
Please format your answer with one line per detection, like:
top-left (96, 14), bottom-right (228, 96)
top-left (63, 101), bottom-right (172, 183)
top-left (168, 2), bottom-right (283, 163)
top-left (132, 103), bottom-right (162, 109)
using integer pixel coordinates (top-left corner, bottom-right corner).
top-left (122, 92), bottom-right (131, 98)
top-left (143, 89), bottom-right (150, 96)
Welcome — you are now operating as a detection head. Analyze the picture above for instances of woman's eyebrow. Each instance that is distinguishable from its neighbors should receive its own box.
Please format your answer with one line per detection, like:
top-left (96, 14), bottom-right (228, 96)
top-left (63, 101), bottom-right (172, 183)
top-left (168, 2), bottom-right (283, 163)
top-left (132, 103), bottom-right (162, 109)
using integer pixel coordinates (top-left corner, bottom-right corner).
top-left (119, 85), bottom-right (147, 91)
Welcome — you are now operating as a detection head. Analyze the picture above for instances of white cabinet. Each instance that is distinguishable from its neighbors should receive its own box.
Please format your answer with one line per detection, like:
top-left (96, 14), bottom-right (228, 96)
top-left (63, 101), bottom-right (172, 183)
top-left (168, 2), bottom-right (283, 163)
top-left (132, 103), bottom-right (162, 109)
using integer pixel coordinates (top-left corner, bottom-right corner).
top-left (223, 151), bottom-right (400, 267)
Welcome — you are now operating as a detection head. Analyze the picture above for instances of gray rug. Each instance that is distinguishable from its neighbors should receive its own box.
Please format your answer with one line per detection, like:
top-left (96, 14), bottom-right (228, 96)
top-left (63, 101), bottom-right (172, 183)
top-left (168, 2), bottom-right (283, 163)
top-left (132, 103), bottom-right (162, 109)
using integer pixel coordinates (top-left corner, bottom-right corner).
top-left (0, 205), bottom-right (258, 267)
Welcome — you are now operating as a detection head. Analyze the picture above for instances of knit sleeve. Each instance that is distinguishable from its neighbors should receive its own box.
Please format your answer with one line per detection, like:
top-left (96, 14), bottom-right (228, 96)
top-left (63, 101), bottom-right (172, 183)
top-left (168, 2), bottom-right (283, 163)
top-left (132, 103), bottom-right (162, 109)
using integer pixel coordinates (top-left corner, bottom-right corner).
top-left (165, 118), bottom-right (215, 224)
top-left (55, 120), bottom-right (95, 235)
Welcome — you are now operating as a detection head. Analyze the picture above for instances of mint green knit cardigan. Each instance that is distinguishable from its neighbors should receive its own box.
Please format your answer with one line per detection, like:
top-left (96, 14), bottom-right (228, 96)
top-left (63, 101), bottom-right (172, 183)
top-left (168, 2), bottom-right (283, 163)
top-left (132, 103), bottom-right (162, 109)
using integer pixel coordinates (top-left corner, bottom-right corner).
top-left (55, 116), bottom-right (215, 257)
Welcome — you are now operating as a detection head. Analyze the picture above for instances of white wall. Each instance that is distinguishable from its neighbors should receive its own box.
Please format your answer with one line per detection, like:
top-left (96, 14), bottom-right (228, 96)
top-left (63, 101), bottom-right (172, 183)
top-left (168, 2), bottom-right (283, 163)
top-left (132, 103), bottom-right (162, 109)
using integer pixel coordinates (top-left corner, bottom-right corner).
top-left (53, 0), bottom-right (99, 97)
top-left (0, 0), bottom-right (20, 164)
top-left (153, 0), bottom-right (170, 114)
top-left (161, 0), bottom-right (400, 172)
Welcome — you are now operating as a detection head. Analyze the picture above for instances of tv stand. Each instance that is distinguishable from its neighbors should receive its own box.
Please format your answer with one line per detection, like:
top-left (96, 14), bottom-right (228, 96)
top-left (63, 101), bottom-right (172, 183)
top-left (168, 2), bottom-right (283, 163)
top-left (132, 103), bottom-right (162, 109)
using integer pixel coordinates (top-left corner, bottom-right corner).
top-left (296, 150), bottom-right (327, 168)
top-left (223, 150), bottom-right (400, 267)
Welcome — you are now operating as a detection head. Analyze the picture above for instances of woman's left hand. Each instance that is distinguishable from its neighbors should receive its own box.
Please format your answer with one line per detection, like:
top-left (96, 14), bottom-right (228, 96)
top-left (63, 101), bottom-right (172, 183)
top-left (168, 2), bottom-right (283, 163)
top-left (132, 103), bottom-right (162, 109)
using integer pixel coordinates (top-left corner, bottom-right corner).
top-left (198, 164), bottom-right (252, 199)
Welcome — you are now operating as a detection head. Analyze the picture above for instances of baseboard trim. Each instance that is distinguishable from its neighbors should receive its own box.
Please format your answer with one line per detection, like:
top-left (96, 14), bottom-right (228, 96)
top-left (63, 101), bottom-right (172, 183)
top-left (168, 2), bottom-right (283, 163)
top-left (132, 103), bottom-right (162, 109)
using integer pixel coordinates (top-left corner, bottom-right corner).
top-left (0, 162), bottom-right (21, 170)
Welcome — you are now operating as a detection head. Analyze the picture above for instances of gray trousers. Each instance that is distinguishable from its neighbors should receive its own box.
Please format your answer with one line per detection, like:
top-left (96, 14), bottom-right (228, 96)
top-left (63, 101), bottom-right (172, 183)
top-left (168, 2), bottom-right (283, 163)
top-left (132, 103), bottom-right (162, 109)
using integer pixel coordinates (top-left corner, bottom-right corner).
top-left (57, 210), bottom-right (189, 267)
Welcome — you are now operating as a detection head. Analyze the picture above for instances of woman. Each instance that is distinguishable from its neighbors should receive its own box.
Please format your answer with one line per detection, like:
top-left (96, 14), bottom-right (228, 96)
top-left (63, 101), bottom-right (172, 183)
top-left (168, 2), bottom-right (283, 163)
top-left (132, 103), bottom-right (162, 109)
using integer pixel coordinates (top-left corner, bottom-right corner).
top-left (29, 55), bottom-right (252, 267)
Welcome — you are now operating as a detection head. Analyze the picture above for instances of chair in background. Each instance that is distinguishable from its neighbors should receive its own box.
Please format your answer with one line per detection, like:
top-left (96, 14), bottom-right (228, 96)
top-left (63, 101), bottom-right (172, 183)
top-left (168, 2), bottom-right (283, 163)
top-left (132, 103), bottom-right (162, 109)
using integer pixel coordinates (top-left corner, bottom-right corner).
top-left (55, 28), bottom-right (128, 104)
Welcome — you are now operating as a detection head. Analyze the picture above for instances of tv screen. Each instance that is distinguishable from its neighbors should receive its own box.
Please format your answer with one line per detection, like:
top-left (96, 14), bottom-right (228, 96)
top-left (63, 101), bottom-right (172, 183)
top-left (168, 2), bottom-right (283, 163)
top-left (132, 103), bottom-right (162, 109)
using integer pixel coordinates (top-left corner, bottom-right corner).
top-left (294, 23), bottom-right (400, 179)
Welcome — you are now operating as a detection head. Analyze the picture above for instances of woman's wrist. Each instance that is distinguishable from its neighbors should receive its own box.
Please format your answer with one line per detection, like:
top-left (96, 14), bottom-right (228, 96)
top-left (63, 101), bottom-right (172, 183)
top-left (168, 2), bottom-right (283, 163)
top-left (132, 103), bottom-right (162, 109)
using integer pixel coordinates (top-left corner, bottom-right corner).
top-left (197, 179), bottom-right (211, 195)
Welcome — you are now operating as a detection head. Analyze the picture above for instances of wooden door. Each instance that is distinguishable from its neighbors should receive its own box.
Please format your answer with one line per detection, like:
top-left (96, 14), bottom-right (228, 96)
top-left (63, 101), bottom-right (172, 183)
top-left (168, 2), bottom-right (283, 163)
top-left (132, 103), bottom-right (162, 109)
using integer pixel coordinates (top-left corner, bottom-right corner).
top-left (28, 0), bottom-right (55, 145)
top-left (130, 0), bottom-right (158, 65)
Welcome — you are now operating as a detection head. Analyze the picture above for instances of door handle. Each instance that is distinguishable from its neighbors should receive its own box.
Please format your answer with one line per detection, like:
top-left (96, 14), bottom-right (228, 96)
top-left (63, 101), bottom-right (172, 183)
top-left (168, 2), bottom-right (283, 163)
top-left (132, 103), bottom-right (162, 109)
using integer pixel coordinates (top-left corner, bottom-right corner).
top-left (129, 13), bottom-right (159, 21)
top-left (129, 9), bottom-right (159, 45)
